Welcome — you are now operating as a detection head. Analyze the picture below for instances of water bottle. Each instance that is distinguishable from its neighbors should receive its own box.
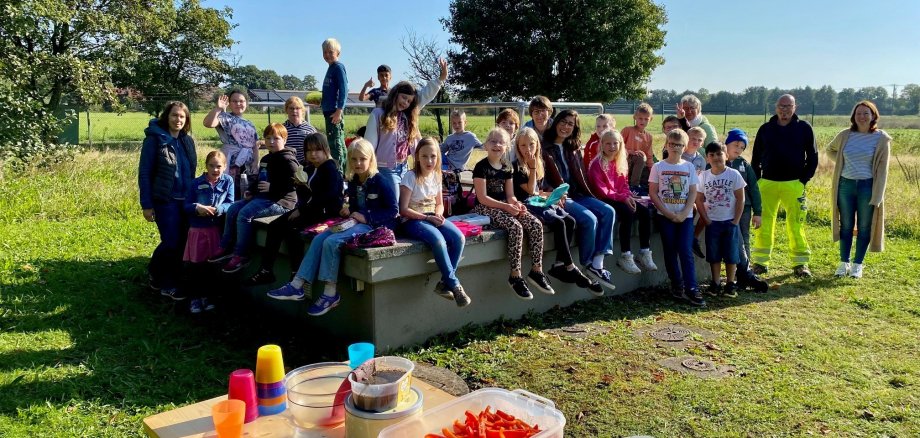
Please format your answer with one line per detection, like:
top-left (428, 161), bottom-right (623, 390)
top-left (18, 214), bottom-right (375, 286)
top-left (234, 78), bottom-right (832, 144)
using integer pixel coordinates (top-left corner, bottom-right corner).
top-left (259, 162), bottom-right (269, 182)
top-left (239, 173), bottom-right (249, 194)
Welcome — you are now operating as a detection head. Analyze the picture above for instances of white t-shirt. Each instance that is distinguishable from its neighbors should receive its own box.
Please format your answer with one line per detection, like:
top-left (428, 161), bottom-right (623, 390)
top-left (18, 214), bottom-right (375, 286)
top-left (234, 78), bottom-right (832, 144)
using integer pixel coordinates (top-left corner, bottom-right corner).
top-left (649, 160), bottom-right (699, 217)
top-left (400, 170), bottom-right (440, 214)
top-left (697, 167), bottom-right (747, 221)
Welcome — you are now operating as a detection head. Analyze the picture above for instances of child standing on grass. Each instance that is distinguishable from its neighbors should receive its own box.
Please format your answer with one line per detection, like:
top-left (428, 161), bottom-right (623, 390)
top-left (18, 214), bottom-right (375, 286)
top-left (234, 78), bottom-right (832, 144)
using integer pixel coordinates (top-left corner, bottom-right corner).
top-left (399, 137), bottom-right (471, 307)
top-left (473, 128), bottom-right (553, 300)
top-left (649, 129), bottom-right (704, 307)
top-left (587, 130), bottom-right (657, 275)
top-left (513, 127), bottom-right (596, 292)
top-left (210, 124), bottom-right (299, 273)
top-left (321, 38), bottom-right (348, 173)
top-left (582, 114), bottom-right (615, 168)
top-left (246, 133), bottom-right (345, 286)
top-left (621, 103), bottom-right (655, 191)
top-left (695, 142), bottom-right (746, 298)
top-left (183, 151), bottom-right (234, 313)
top-left (724, 128), bottom-right (769, 292)
top-left (268, 139), bottom-right (398, 316)
top-left (441, 110), bottom-right (481, 171)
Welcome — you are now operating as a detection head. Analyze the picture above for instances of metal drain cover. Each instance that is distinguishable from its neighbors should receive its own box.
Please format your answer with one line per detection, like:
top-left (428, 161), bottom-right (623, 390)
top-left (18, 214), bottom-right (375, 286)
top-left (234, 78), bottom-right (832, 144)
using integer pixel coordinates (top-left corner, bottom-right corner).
top-left (649, 326), bottom-right (691, 342)
top-left (681, 358), bottom-right (717, 372)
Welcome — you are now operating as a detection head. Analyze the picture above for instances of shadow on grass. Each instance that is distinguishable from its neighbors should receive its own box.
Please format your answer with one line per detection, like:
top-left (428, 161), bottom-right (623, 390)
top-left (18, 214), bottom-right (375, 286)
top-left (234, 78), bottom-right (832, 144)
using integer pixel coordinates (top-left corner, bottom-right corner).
top-left (0, 256), bottom-right (341, 414)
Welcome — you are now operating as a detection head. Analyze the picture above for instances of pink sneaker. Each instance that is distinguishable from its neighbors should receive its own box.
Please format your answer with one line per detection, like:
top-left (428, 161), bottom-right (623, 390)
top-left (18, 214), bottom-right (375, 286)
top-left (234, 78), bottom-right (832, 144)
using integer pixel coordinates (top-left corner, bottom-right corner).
top-left (221, 255), bottom-right (250, 273)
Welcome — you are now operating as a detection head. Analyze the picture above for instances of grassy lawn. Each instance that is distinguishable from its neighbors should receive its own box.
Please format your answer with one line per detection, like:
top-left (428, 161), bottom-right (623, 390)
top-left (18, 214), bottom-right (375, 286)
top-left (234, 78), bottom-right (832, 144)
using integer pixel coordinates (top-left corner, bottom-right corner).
top-left (1, 144), bottom-right (919, 436)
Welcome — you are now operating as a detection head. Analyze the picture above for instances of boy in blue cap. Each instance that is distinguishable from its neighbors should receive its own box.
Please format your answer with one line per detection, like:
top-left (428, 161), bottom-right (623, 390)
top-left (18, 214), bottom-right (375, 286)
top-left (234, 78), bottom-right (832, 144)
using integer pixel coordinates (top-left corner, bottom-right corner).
top-left (725, 128), bottom-right (768, 292)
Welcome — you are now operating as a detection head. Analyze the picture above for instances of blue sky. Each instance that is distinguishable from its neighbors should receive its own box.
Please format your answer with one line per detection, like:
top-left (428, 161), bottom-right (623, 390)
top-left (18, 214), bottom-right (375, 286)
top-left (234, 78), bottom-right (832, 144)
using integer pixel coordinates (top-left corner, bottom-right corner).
top-left (204, 0), bottom-right (920, 94)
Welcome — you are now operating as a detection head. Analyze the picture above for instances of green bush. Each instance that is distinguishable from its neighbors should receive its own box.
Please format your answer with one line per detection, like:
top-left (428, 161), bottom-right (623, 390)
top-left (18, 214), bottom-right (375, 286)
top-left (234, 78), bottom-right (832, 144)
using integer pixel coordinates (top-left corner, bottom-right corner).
top-left (305, 91), bottom-right (322, 106)
top-left (0, 81), bottom-right (80, 169)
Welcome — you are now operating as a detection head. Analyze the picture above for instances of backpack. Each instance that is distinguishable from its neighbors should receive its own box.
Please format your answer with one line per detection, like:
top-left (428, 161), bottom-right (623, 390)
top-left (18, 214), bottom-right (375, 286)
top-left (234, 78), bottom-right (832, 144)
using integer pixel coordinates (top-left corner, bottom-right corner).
top-left (442, 169), bottom-right (475, 216)
top-left (344, 226), bottom-right (396, 249)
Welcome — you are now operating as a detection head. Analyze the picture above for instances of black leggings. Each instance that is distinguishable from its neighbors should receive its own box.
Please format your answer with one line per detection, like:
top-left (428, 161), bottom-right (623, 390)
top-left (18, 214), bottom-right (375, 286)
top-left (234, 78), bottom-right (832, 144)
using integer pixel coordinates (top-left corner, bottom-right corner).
top-left (530, 206), bottom-right (576, 266)
top-left (609, 201), bottom-right (651, 253)
top-left (259, 209), bottom-right (309, 272)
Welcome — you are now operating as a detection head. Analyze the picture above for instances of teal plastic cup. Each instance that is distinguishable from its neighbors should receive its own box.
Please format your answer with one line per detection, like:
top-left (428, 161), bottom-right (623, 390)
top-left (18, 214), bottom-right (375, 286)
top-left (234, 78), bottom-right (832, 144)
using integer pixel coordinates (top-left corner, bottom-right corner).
top-left (347, 342), bottom-right (375, 369)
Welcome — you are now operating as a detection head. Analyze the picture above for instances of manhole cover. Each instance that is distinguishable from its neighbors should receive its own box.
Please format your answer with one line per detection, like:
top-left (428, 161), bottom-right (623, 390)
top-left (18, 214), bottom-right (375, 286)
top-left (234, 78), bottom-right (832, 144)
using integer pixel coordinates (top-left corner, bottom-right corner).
top-left (649, 326), bottom-right (691, 342)
top-left (681, 358), bottom-right (717, 372)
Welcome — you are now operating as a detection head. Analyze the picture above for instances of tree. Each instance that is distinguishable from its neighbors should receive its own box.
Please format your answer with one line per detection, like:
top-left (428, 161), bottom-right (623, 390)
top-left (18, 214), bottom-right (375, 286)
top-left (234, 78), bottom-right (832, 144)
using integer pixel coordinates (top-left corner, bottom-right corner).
top-left (228, 65), bottom-right (284, 91)
top-left (401, 30), bottom-right (452, 139)
top-left (302, 75), bottom-right (318, 91)
top-left (114, 0), bottom-right (234, 115)
top-left (442, 0), bottom-right (666, 102)
top-left (836, 88), bottom-right (857, 113)
top-left (900, 84), bottom-right (920, 115)
top-left (282, 75), bottom-right (302, 90)
top-left (814, 85), bottom-right (837, 115)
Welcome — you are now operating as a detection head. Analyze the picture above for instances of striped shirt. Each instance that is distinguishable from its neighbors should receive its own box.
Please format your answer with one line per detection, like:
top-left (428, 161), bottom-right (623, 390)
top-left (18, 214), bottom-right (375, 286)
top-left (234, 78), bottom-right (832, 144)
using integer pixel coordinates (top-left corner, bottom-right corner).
top-left (842, 131), bottom-right (880, 180)
top-left (283, 120), bottom-right (317, 164)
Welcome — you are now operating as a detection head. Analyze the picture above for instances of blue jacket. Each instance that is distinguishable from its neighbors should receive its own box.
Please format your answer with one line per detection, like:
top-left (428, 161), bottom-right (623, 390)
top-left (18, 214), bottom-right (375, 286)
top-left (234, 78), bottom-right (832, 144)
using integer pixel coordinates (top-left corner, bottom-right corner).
top-left (321, 61), bottom-right (348, 113)
top-left (348, 173), bottom-right (398, 229)
top-left (138, 120), bottom-right (197, 209)
top-left (184, 173), bottom-right (235, 228)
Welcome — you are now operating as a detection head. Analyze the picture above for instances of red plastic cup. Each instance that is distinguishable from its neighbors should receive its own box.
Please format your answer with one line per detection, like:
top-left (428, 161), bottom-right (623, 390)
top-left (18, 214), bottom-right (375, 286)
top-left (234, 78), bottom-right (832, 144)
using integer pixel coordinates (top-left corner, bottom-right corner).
top-left (227, 369), bottom-right (259, 423)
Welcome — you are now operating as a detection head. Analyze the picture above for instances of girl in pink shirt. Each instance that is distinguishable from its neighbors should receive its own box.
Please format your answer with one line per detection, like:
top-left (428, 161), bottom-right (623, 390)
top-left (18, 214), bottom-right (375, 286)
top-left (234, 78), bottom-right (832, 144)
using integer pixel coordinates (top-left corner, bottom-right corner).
top-left (588, 130), bottom-right (657, 275)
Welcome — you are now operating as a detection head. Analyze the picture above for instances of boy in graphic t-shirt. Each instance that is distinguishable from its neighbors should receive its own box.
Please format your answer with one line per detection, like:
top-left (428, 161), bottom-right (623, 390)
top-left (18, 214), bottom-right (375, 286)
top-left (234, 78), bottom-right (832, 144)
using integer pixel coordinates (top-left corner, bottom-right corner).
top-left (441, 110), bottom-right (482, 171)
top-left (695, 141), bottom-right (747, 298)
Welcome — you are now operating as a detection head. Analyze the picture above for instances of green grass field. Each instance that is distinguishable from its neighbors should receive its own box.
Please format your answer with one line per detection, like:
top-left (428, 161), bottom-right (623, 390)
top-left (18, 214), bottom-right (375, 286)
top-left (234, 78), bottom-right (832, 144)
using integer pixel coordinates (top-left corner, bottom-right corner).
top-left (1, 141), bottom-right (919, 435)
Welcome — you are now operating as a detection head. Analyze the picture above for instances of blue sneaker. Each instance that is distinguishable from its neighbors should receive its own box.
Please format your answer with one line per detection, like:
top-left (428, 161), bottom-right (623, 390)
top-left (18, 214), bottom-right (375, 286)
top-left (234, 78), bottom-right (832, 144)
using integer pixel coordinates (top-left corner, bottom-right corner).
top-left (307, 293), bottom-right (341, 316)
top-left (161, 288), bottom-right (187, 301)
top-left (201, 297), bottom-right (216, 311)
top-left (267, 283), bottom-right (305, 301)
top-left (189, 298), bottom-right (203, 314)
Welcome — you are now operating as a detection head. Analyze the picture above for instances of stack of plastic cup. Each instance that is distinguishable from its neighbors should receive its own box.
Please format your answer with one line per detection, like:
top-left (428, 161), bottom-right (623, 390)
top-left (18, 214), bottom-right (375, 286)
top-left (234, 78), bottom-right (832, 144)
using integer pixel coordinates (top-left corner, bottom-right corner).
top-left (227, 369), bottom-right (259, 423)
top-left (255, 344), bottom-right (287, 415)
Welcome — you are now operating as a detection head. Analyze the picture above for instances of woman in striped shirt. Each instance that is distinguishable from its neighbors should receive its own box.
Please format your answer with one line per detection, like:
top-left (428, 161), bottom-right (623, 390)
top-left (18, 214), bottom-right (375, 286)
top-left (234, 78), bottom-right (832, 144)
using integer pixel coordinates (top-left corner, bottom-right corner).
top-left (827, 100), bottom-right (891, 279)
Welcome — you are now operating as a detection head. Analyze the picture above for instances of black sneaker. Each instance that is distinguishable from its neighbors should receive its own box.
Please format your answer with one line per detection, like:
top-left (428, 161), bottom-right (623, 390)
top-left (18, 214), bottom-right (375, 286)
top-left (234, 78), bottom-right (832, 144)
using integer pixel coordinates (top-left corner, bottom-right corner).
top-left (684, 288), bottom-right (706, 307)
top-left (161, 288), bottom-right (187, 301)
top-left (547, 264), bottom-right (576, 284)
top-left (508, 276), bottom-right (533, 300)
top-left (705, 281), bottom-right (720, 297)
top-left (793, 265), bottom-right (812, 278)
top-left (669, 283), bottom-right (684, 300)
top-left (737, 270), bottom-right (769, 293)
top-left (587, 280), bottom-right (604, 297)
top-left (585, 265), bottom-right (616, 291)
top-left (692, 238), bottom-right (705, 259)
top-left (569, 268), bottom-right (594, 289)
top-left (527, 271), bottom-right (555, 295)
top-left (433, 281), bottom-right (454, 300)
top-left (208, 248), bottom-right (233, 264)
top-left (722, 282), bottom-right (738, 298)
top-left (452, 285), bottom-right (471, 307)
top-left (752, 263), bottom-right (768, 275)
top-left (244, 268), bottom-right (276, 286)
top-left (148, 274), bottom-right (161, 291)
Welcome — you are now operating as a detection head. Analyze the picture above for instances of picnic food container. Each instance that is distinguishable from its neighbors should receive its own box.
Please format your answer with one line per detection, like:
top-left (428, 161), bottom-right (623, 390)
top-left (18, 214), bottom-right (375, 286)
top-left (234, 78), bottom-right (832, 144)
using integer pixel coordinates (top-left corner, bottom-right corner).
top-left (344, 386), bottom-right (423, 438)
top-left (348, 356), bottom-right (415, 412)
top-left (377, 388), bottom-right (566, 437)
top-left (284, 362), bottom-right (352, 429)
top-left (255, 344), bottom-right (287, 415)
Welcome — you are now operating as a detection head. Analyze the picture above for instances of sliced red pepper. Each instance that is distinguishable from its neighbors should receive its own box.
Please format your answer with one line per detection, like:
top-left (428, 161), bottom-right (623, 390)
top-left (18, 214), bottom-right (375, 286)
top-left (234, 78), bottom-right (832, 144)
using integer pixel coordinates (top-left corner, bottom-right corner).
top-left (496, 410), bottom-right (515, 421)
top-left (465, 410), bottom-right (479, 430)
top-left (441, 428), bottom-right (459, 438)
top-left (424, 435), bottom-right (445, 438)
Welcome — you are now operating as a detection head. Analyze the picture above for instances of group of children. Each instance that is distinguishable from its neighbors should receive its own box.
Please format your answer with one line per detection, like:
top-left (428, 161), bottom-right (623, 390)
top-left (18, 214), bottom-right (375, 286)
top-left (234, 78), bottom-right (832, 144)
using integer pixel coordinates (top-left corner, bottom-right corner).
top-left (154, 69), bottom-right (769, 314)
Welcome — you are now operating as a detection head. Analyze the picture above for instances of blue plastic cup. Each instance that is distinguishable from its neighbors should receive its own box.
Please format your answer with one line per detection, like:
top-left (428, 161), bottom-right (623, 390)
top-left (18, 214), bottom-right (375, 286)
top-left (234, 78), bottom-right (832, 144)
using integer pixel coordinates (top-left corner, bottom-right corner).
top-left (347, 342), bottom-right (375, 369)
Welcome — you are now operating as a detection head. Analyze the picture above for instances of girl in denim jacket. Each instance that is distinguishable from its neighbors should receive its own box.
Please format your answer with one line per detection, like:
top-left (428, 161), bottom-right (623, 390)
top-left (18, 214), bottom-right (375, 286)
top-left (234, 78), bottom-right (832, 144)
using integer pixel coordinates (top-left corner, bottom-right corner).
top-left (268, 139), bottom-right (399, 316)
top-left (183, 151), bottom-right (234, 313)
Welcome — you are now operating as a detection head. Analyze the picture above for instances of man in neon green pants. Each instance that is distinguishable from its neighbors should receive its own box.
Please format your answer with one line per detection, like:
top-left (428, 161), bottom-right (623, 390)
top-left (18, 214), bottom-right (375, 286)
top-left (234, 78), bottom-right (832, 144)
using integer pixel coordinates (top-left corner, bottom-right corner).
top-left (751, 94), bottom-right (818, 277)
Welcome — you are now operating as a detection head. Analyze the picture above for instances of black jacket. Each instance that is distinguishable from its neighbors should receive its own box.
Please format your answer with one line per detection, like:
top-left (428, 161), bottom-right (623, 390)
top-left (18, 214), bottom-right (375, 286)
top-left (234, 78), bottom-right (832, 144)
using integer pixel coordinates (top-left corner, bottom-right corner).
top-left (297, 159), bottom-right (345, 225)
top-left (751, 114), bottom-right (818, 184)
top-left (255, 148), bottom-right (299, 209)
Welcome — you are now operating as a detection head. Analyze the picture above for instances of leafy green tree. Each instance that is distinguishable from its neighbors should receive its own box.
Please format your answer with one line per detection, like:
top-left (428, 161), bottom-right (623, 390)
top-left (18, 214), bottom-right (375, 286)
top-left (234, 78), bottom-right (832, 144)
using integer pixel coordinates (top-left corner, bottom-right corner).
top-left (442, 0), bottom-right (666, 102)
top-left (814, 85), bottom-right (837, 115)
top-left (282, 75), bottom-right (302, 90)
top-left (836, 88), bottom-right (857, 113)
top-left (302, 75), bottom-right (318, 91)
top-left (115, 0), bottom-right (234, 115)
top-left (900, 84), bottom-right (920, 115)
top-left (228, 65), bottom-right (285, 91)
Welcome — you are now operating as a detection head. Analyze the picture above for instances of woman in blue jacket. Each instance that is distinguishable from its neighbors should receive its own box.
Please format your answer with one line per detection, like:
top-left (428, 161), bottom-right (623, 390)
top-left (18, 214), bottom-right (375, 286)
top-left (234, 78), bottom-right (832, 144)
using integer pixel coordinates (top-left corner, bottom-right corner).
top-left (138, 101), bottom-right (197, 300)
top-left (268, 139), bottom-right (398, 316)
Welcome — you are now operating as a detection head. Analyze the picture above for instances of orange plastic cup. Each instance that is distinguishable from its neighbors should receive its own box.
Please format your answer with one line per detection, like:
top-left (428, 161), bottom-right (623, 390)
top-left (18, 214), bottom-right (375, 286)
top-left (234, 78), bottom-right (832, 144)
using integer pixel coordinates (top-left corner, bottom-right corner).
top-left (212, 399), bottom-right (245, 438)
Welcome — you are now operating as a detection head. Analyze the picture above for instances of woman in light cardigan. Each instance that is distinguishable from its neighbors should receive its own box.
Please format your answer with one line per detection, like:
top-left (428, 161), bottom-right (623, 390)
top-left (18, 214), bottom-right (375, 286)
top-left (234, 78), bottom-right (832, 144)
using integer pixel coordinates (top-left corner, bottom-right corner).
top-left (826, 100), bottom-right (891, 279)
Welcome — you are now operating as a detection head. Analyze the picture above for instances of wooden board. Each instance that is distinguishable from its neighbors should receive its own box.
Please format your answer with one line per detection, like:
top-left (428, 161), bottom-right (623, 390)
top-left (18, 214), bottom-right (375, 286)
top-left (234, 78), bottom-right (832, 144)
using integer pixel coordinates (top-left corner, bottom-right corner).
top-left (142, 379), bottom-right (455, 438)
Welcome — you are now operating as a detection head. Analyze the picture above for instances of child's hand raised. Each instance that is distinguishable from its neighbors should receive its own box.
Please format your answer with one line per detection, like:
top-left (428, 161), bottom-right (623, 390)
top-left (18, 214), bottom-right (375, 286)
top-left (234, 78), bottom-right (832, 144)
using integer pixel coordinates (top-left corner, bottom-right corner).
top-left (438, 58), bottom-right (448, 81)
top-left (217, 95), bottom-right (229, 111)
top-left (364, 77), bottom-right (374, 88)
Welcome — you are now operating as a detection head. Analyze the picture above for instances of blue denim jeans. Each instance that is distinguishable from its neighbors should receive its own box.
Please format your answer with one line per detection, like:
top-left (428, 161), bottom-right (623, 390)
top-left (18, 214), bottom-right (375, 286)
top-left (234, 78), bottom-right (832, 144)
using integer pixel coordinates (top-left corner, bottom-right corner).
top-left (378, 162), bottom-right (408, 196)
top-left (837, 177), bottom-right (874, 264)
top-left (565, 196), bottom-right (615, 266)
top-left (400, 219), bottom-right (465, 289)
top-left (150, 199), bottom-right (188, 288)
top-left (657, 215), bottom-right (697, 291)
top-left (296, 224), bottom-right (373, 284)
top-left (221, 198), bottom-right (290, 256)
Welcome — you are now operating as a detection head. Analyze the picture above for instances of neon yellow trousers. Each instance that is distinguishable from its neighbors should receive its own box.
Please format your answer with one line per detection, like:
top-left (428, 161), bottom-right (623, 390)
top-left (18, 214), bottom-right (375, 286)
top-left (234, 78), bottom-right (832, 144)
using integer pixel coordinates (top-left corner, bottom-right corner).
top-left (752, 179), bottom-right (811, 266)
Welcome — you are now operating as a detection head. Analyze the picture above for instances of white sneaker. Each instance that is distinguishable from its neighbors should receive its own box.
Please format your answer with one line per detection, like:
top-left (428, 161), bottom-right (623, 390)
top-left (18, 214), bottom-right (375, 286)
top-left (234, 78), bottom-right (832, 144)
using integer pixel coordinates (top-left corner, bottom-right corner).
top-left (849, 263), bottom-right (864, 278)
top-left (617, 253), bottom-right (642, 274)
top-left (835, 262), bottom-right (850, 277)
top-left (636, 250), bottom-right (658, 272)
